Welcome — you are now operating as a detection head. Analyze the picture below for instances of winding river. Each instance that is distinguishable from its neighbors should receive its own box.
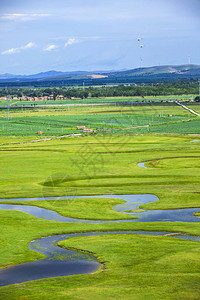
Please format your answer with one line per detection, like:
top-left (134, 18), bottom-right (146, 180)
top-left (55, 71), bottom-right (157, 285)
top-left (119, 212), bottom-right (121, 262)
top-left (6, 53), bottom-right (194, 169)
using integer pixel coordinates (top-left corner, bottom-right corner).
top-left (0, 162), bottom-right (200, 287)
top-left (0, 194), bottom-right (199, 223)
top-left (1, 230), bottom-right (200, 287)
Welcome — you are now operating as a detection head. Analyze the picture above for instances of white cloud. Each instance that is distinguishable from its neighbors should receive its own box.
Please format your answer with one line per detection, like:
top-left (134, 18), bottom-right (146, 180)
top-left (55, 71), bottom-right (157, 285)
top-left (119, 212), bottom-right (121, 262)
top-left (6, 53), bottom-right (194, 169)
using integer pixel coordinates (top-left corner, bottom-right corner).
top-left (24, 42), bottom-right (35, 49)
top-left (44, 44), bottom-right (59, 51)
top-left (2, 42), bottom-right (36, 55)
top-left (64, 38), bottom-right (80, 47)
top-left (0, 14), bottom-right (51, 22)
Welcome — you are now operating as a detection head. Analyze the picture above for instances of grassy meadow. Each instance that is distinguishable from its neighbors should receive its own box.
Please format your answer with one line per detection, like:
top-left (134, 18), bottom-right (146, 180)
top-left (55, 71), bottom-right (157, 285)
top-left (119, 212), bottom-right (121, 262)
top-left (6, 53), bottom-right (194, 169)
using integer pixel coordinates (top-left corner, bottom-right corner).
top-left (0, 100), bottom-right (200, 299)
top-left (0, 102), bottom-right (199, 137)
top-left (2, 197), bottom-right (137, 220)
top-left (0, 94), bottom-right (195, 108)
top-left (0, 208), bottom-right (200, 299)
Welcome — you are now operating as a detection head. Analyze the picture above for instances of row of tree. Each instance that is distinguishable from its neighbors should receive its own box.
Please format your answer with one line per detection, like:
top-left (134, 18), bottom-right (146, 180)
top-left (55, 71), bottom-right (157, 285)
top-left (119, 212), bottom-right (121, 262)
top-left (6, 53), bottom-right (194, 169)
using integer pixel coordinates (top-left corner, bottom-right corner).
top-left (0, 79), bottom-right (199, 99)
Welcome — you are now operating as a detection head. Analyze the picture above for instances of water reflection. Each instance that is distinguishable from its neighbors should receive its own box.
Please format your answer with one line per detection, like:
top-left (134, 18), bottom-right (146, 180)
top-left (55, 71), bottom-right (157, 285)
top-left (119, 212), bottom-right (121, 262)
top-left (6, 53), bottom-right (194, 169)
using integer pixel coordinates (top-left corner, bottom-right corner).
top-left (0, 194), bottom-right (200, 223)
top-left (1, 230), bottom-right (200, 287)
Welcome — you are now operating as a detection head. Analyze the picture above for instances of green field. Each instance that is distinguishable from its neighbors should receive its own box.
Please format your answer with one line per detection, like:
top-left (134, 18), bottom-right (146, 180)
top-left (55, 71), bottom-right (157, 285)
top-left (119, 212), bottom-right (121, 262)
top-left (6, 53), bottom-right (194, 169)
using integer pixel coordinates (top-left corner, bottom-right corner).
top-left (0, 94), bottom-right (195, 107)
top-left (0, 135), bottom-right (200, 204)
top-left (1, 209), bottom-right (200, 299)
top-left (0, 101), bottom-right (200, 299)
top-left (1, 102), bottom-right (193, 118)
top-left (0, 102), bottom-right (199, 137)
top-left (187, 104), bottom-right (200, 114)
top-left (2, 197), bottom-right (137, 220)
top-left (0, 113), bottom-right (190, 136)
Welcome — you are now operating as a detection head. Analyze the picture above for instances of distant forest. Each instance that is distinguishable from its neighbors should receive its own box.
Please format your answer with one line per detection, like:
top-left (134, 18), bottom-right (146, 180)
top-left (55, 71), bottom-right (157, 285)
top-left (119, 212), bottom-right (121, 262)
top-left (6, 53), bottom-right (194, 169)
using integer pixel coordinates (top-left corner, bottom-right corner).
top-left (0, 79), bottom-right (199, 99)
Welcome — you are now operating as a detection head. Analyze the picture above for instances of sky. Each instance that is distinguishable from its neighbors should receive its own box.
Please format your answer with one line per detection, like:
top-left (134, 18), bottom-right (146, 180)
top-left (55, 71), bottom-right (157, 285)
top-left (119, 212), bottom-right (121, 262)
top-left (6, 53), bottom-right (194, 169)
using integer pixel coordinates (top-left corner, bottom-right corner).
top-left (0, 0), bottom-right (200, 74)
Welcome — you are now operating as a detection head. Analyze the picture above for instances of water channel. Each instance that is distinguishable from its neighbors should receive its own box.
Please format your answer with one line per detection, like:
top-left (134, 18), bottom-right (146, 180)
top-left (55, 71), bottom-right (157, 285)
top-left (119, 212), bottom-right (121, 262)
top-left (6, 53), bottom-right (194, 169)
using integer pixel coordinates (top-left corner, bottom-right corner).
top-left (1, 230), bottom-right (200, 287)
top-left (0, 194), bottom-right (199, 223)
top-left (0, 163), bottom-right (200, 287)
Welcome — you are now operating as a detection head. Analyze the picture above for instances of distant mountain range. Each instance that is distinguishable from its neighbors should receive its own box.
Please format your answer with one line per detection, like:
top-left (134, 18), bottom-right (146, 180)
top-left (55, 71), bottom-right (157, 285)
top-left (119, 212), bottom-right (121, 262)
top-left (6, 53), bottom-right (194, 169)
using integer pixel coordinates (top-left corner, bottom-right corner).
top-left (0, 70), bottom-right (89, 80)
top-left (0, 69), bottom-right (120, 80)
top-left (0, 64), bottom-right (200, 86)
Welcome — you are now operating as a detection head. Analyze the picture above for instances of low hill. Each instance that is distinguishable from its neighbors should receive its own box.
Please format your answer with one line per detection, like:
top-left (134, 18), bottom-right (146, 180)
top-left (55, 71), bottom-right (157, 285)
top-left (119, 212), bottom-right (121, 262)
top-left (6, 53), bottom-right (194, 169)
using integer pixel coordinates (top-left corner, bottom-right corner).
top-left (0, 64), bottom-right (199, 87)
top-left (37, 64), bottom-right (200, 81)
top-left (107, 64), bottom-right (200, 77)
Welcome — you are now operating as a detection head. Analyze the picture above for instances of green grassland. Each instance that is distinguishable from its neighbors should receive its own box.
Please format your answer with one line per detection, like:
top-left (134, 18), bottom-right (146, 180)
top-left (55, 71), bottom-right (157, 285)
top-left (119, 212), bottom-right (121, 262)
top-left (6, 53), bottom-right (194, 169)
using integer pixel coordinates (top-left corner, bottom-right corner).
top-left (0, 135), bottom-right (200, 210)
top-left (129, 118), bottom-right (200, 134)
top-left (0, 102), bottom-right (198, 137)
top-left (0, 102), bottom-right (193, 118)
top-left (0, 94), bottom-right (195, 107)
top-left (2, 197), bottom-right (137, 220)
top-left (187, 104), bottom-right (200, 114)
top-left (0, 113), bottom-right (189, 136)
top-left (0, 209), bottom-right (200, 299)
top-left (194, 212), bottom-right (200, 216)
top-left (59, 234), bottom-right (200, 300)
top-left (0, 101), bottom-right (200, 298)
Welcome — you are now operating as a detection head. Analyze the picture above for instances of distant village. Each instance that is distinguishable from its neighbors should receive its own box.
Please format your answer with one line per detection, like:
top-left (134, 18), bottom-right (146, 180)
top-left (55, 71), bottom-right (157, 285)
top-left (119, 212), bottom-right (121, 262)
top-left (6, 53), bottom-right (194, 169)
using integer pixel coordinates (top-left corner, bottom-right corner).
top-left (0, 95), bottom-right (78, 102)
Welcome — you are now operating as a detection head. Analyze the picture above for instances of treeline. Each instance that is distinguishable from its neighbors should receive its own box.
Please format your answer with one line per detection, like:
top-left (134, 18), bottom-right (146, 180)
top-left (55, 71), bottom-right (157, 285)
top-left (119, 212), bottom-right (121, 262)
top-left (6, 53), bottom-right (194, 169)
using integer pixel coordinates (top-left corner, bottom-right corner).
top-left (0, 79), bottom-right (198, 99)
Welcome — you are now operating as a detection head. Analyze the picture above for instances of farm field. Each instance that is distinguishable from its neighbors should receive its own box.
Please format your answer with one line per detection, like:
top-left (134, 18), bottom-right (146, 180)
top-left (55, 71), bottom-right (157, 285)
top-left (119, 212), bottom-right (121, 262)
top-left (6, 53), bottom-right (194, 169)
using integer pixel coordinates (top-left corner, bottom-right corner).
top-left (0, 102), bottom-right (200, 299)
top-left (0, 113), bottom-right (190, 136)
top-left (0, 94), bottom-right (195, 107)
top-left (187, 104), bottom-right (200, 114)
top-left (0, 102), bottom-right (193, 118)
top-left (0, 102), bottom-right (199, 137)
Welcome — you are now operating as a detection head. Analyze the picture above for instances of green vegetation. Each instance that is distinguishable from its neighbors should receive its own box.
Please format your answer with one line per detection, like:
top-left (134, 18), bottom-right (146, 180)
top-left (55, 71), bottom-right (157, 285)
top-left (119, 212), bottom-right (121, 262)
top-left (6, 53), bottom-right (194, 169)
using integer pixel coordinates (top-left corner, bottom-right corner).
top-left (194, 212), bottom-right (200, 217)
top-left (146, 157), bottom-right (200, 169)
top-left (0, 135), bottom-right (200, 210)
top-left (0, 102), bottom-right (193, 118)
top-left (125, 209), bottom-right (145, 213)
top-left (0, 100), bottom-right (200, 298)
top-left (59, 234), bottom-right (200, 299)
top-left (187, 104), bottom-right (200, 114)
top-left (0, 102), bottom-right (199, 137)
top-left (0, 79), bottom-right (199, 98)
top-left (146, 119), bottom-right (200, 134)
top-left (0, 113), bottom-right (190, 136)
top-left (0, 95), bottom-right (196, 109)
top-left (1, 208), bottom-right (200, 299)
top-left (3, 197), bottom-right (136, 220)
top-left (0, 103), bottom-right (189, 118)
top-left (1, 208), bottom-right (200, 270)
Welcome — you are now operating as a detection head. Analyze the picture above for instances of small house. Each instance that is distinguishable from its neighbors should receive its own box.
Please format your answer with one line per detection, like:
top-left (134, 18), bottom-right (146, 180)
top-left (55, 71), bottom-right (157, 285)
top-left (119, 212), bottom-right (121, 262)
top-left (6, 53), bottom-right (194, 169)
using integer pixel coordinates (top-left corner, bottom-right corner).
top-left (83, 128), bottom-right (93, 133)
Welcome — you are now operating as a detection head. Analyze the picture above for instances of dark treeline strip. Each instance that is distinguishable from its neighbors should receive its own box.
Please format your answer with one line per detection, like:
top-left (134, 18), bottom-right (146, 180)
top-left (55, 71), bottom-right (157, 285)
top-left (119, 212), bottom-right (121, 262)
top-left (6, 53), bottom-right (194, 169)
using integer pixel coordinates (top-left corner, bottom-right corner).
top-left (0, 79), bottom-right (199, 99)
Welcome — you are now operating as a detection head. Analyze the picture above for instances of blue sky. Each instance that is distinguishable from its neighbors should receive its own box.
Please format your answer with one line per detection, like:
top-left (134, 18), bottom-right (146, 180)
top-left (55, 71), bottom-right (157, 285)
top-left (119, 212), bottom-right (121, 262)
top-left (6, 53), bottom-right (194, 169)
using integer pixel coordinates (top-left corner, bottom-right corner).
top-left (0, 0), bottom-right (200, 74)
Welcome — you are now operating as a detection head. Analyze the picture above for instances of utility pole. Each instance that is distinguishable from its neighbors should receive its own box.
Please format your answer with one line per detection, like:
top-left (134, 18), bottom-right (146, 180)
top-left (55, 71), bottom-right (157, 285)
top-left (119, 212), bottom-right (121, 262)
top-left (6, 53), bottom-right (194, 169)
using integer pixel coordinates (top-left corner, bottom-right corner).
top-left (7, 97), bottom-right (11, 120)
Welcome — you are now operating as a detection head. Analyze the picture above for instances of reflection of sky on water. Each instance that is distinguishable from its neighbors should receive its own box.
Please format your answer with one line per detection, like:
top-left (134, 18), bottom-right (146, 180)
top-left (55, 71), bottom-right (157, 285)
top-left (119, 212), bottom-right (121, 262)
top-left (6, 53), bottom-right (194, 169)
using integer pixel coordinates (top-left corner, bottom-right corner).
top-left (137, 162), bottom-right (148, 168)
top-left (1, 230), bottom-right (200, 287)
top-left (0, 230), bottom-right (100, 287)
top-left (0, 194), bottom-right (200, 223)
